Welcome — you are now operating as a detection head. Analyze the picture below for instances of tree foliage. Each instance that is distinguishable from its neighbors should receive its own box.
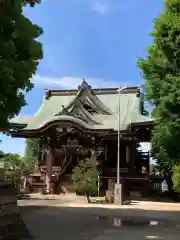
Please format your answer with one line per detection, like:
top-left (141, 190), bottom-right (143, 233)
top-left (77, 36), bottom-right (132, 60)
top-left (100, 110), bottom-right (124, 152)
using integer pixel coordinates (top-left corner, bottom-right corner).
top-left (137, 0), bottom-right (180, 188)
top-left (0, 0), bottom-right (43, 128)
top-left (0, 152), bottom-right (24, 184)
top-left (172, 165), bottom-right (180, 193)
top-left (140, 91), bottom-right (149, 117)
top-left (0, 138), bottom-right (39, 184)
top-left (24, 138), bottom-right (39, 174)
top-left (72, 158), bottom-right (101, 202)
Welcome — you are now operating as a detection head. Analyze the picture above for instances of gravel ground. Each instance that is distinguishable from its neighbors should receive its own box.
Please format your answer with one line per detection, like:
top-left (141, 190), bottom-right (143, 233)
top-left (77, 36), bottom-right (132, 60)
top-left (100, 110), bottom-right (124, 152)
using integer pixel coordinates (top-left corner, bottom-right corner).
top-left (19, 199), bottom-right (180, 240)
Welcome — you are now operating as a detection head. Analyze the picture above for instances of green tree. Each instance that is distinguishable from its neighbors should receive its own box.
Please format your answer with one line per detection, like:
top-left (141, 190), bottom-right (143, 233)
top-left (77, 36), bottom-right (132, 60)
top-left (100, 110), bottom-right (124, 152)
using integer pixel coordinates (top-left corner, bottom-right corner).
top-left (0, 153), bottom-right (24, 185)
top-left (0, 0), bottom-right (43, 128)
top-left (172, 165), bottom-right (180, 193)
top-left (0, 138), bottom-right (39, 185)
top-left (150, 164), bottom-right (155, 175)
top-left (24, 138), bottom-right (39, 174)
top-left (24, 0), bottom-right (41, 6)
top-left (72, 158), bottom-right (101, 202)
top-left (0, 151), bottom-right (4, 159)
top-left (0, 151), bottom-right (5, 170)
top-left (137, 0), bottom-right (180, 193)
top-left (140, 91), bottom-right (149, 117)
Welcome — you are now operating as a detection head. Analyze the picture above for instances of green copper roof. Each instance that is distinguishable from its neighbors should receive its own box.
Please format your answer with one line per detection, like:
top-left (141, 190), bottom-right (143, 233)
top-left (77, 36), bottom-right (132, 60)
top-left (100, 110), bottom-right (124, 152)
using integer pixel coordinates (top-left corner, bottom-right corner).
top-left (9, 80), bottom-right (153, 133)
top-left (10, 116), bottom-right (32, 125)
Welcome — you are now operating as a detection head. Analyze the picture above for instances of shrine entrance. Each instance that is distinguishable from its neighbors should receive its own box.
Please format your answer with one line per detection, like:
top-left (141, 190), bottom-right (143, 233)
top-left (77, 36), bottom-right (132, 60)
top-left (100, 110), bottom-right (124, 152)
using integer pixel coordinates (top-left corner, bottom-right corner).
top-left (35, 124), bottom-right (105, 194)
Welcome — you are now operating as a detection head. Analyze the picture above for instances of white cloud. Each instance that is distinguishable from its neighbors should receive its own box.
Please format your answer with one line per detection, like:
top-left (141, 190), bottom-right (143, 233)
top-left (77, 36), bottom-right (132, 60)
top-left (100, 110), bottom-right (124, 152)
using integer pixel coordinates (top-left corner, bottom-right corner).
top-left (91, 1), bottom-right (109, 14)
top-left (32, 75), bottom-right (124, 89)
top-left (41, 0), bottom-right (49, 3)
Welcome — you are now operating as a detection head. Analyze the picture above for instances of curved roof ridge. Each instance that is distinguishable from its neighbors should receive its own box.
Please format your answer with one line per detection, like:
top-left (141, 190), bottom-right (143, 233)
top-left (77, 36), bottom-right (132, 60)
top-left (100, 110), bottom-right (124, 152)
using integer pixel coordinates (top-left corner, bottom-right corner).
top-left (74, 99), bottom-right (101, 125)
top-left (58, 84), bottom-right (112, 116)
top-left (55, 98), bottom-right (101, 125)
top-left (85, 91), bottom-right (112, 115)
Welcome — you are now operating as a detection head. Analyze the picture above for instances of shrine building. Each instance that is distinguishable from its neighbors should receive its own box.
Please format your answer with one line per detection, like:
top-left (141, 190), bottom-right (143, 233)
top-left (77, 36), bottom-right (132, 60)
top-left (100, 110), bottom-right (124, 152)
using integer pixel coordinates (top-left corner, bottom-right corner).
top-left (8, 79), bottom-right (153, 198)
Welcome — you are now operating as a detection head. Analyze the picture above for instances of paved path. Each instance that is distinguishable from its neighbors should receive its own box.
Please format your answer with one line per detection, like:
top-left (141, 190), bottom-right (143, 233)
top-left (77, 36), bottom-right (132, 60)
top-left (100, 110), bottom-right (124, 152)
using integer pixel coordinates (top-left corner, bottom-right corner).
top-left (20, 200), bottom-right (180, 240)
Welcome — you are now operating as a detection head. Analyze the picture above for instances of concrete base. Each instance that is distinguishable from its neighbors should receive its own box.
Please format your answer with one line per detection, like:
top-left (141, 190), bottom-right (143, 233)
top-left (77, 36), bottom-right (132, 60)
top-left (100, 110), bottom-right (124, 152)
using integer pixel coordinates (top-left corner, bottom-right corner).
top-left (114, 183), bottom-right (123, 205)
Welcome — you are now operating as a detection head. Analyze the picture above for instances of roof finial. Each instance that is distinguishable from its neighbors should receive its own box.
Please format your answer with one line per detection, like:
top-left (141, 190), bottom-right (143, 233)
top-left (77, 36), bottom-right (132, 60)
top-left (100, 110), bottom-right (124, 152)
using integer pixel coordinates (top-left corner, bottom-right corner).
top-left (44, 88), bottom-right (51, 100)
top-left (78, 78), bottom-right (91, 91)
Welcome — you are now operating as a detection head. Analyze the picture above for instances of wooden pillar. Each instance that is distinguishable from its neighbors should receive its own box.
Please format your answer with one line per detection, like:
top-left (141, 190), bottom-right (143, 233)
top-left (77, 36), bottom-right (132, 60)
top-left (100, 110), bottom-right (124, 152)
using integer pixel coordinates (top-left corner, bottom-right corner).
top-left (147, 152), bottom-right (150, 174)
top-left (39, 142), bottom-right (45, 165)
top-left (104, 141), bottom-right (108, 161)
top-left (144, 152), bottom-right (150, 174)
top-left (126, 145), bottom-right (130, 164)
top-left (52, 148), bottom-right (55, 165)
top-left (91, 149), bottom-right (97, 168)
top-left (45, 148), bottom-right (53, 193)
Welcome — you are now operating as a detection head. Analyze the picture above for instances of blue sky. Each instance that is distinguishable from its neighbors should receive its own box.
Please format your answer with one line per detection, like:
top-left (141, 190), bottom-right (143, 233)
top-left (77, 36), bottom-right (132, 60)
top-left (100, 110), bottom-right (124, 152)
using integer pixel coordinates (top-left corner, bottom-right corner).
top-left (0, 0), bottom-right (164, 155)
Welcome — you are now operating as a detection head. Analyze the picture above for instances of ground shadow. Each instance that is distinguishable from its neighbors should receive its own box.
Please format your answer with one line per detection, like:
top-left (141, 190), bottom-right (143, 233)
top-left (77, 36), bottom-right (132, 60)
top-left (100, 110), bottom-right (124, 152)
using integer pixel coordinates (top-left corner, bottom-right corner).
top-left (19, 200), bottom-right (180, 240)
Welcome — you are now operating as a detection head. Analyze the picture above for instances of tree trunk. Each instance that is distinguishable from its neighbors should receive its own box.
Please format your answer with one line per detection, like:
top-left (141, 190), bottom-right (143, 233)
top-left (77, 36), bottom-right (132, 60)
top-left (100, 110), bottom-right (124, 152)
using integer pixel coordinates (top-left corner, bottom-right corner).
top-left (86, 192), bottom-right (91, 203)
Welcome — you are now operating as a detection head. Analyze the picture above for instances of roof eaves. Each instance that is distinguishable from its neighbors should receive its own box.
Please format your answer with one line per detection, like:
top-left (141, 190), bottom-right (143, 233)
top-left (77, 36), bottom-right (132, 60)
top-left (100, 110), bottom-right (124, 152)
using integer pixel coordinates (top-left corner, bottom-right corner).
top-left (20, 115), bottom-right (114, 133)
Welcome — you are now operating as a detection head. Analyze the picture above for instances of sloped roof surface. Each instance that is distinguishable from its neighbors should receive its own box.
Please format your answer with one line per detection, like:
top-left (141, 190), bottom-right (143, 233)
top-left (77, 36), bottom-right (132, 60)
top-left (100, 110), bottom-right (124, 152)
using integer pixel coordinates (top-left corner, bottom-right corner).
top-left (10, 80), bottom-right (153, 132)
